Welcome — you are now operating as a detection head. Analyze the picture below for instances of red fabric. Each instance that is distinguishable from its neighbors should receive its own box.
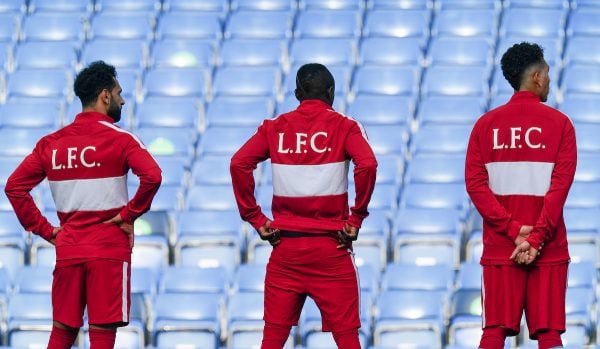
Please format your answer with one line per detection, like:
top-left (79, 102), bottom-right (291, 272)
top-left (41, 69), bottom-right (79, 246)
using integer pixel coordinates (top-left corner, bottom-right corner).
top-left (47, 325), bottom-right (78, 349)
top-left (479, 326), bottom-right (506, 349)
top-left (537, 329), bottom-right (563, 349)
top-left (53, 259), bottom-right (130, 327)
top-left (332, 328), bottom-right (361, 349)
top-left (466, 91), bottom-right (576, 265)
top-left (263, 235), bottom-right (360, 332)
top-left (481, 263), bottom-right (567, 337)
top-left (230, 99), bottom-right (377, 232)
top-left (89, 328), bottom-right (116, 349)
top-left (5, 112), bottom-right (161, 261)
top-left (261, 322), bottom-right (292, 349)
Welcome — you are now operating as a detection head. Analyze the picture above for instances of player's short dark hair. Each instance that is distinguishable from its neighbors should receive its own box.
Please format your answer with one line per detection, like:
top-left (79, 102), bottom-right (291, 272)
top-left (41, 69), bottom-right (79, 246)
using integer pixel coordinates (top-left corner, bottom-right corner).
top-left (500, 42), bottom-right (545, 91)
top-left (74, 61), bottom-right (117, 107)
top-left (296, 63), bottom-right (335, 100)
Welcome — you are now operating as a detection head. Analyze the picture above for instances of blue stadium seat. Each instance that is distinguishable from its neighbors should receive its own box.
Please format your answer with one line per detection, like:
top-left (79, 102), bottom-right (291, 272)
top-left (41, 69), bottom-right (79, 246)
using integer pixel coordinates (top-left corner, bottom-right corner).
top-left (447, 289), bottom-right (483, 347)
top-left (504, 0), bottom-right (568, 8)
top-left (363, 10), bottom-right (430, 45)
top-left (564, 37), bottom-right (600, 66)
top-left (175, 209), bottom-right (244, 257)
top-left (417, 96), bottom-right (483, 125)
top-left (13, 266), bottom-right (52, 295)
top-left (95, 0), bottom-right (161, 12)
top-left (163, 0), bottom-right (229, 13)
top-left (152, 293), bottom-right (221, 345)
top-left (28, 0), bottom-right (92, 13)
top-left (7, 69), bottom-right (70, 99)
top-left (564, 207), bottom-right (600, 233)
top-left (135, 96), bottom-right (200, 129)
top-left (427, 37), bottom-right (492, 66)
top-left (374, 289), bottom-right (445, 348)
top-left (0, 157), bottom-right (21, 184)
top-left (0, 244), bottom-right (25, 281)
top-left (562, 65), bottom-right (600, 96)
top-left (225, 11), bottom-right (293, 39)
top-left (0, 99), bottom-right (61, 128)
top-left (155, 331), bottom-right (219, 349)
top-left (560, 94), bottom-right (600, 123)
top-left (14, 41), bottom-right (77, 70)
top-left (421, 65), bottom-right (489, 97)
top-left (230, 0), bottom-right (296, 11)
top-left (157, 12), bottom-right (222, 41)
top-left (21, 12), bottom-right (86, 43)
top-left (574, 123), bottom-right (600, 152)
top-left (500, 8), bottom-right (566, 38)
top-left (206, 96), bottom-right (272, 128)
top-left (352, 65), bottom-right (419, 96)
top-left (143, 67), bottom-right (207, 98)
top-left (572, 0), bottom-right (600, 8)
top-left (432, 9), bottom-right (497, 38)
top-left (381, 264), bottom-right (453, 292)
top-left (220, 38), bottom-right (285, 66)
top-left (392, 208), bottom-right (462, 267)
top-left (10, 330), bottom-right (51, 348)
top-left (367, 0), bottom-right (430, 9)
top-left (0, 0), bottom-right (25, 13)
top-left (400, 183), bottom-right (468, 211)
top-left (212, 66), bottom-right (280, 97)
top-left (565, 181), bottom-right (600, 208)
top-left (294, 10), bottom-right (361, 38)
top-left (227, 292), bottom-right (264, 340)
top-left (7, 293), bottom-right (53, 336)
top-left (196, 126), bottom-right (256, 156)
top-left (359, 37), bottom-right (422, 66)
top-left (90, 12), bottom-right (153, 41)
top-left (82, 39), bottom-right (146, 70)
top-left (345, 95), bottom-right (412, 126)
top-left (365, 124), bottom-right (408, 155)
top-left (136, 127), bottom-right (196, 158)
top-left (410, 124), bottom-right (471, 155)
top-left (130, 267), bottom-right (157, 302)
top-left (0, 210), bottom-right (24, 245)
top-left (190, 155), bottom-right (235, 185)
top-left (456, 262), bottom-right (482, 290)
top-left (233, 263), bottom-right (267, 293)
top-left (0, 128), bottom-right (52, 157)
top-left (576, 153), bottom-right (600, 182)
top-left (0, 42), bottom-right (9, 70)
top-left (0, 13), bottom-right (18, 42)
top-left (150, 39), bottom-right (214, 68)
top-left (160, 266), bottom-right (228, 294)
top-left (435, 0), bottom-right (500, 9)
top-left (299, 0), bottom-right (364, 10)
top-left (289, 38), bottom-right (356, 67)
top-left (185, 184), bottom-right (239, 211)
top-left (404, 153), bottom-right (465, 185)
top-left (568, 9), bottom-right (600, 37)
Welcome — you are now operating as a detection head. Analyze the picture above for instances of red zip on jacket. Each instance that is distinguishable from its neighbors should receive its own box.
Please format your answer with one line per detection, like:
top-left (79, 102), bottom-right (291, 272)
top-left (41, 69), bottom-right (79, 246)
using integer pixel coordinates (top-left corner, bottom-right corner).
top-left (466, 91), bottom-right (576, 265)
top-left (5, 112), bottom-right (162, 262)
top-left (230, 99), bottom-right (378, 233)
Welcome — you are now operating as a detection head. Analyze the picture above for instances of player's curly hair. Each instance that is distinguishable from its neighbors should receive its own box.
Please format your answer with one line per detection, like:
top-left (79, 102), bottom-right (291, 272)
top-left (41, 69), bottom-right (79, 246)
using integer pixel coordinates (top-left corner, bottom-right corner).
top-left (500, 42), bottom-right (545, 91)
top-left (74, 61), bottom-right (117, 107)
top-left (295, 63), bottom-right (335, 101)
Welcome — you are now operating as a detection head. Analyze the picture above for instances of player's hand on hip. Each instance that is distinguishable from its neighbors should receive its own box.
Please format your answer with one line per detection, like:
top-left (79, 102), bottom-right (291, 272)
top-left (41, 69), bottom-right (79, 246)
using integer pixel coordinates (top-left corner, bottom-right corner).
top-left (337, 222), bottom-right (358, 249)
top-left (258, 220), bottom-right (280, 246)
top-left (515, 225), bottom-right (533, 245)
top-left (49, 226), bottom-right (62, 246)
top-left (103, 214), bottom-right (134, 248)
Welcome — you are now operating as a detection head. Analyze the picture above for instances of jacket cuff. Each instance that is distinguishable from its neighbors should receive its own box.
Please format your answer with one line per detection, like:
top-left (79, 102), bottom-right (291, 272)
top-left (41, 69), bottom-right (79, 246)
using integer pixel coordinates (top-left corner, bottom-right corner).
top-left (347, 215), bottom-right (363, 229)
top-left (250, 214), bottom-right (269, 231)
top-left (119, 208), bottom-right (135, 225)
top-left (506, 220), bottom-right (521, 241)
top-left (39, 224), bottom-right (54, 242)
top-left (527, 232), bottom-right (544, 251)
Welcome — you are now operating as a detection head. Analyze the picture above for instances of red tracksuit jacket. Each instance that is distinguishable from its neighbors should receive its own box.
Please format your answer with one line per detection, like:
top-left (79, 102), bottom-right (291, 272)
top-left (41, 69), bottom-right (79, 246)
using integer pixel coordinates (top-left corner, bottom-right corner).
top-left (5, 112), bottom-right (162, 262)
top-left (230, 99), bottom-right (378, 233)
top-left (466, 91), bottom-right (576, 265)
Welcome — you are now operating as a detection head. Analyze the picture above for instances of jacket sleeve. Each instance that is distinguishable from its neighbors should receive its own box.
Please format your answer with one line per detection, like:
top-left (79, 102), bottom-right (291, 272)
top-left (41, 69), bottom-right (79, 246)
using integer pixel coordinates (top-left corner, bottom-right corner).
top-left (119, 138), bottom-right (162, 224)
top-left (527, 119), bottom-right (577, 250)
top-left (465, 122), bottom-right (522, 241)
top-left (4, 142), bottom-right (55, 241)
top-left (230, 123), bottom-right (270, 230)
top-left (345, 121), bottom-right (378, 229)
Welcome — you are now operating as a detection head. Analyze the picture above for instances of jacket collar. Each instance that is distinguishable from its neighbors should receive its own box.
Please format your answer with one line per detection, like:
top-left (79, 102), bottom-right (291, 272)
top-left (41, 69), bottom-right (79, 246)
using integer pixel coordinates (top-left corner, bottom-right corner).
top-left (296, 99), bottom-right (334, 112)
top-left (73, 111), bottom-right (114, 124)
top-left (509, 91), bottom-right (542, 103)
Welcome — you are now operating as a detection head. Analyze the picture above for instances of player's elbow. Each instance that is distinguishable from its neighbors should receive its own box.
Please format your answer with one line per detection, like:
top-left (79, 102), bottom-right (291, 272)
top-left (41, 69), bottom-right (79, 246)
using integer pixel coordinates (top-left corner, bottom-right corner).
top-left (4, 177), bottom-right (18, 198)
top-left (357, 157), bottom-right (378, 173)
top-left (146, 167), bottom-right (162, 187)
